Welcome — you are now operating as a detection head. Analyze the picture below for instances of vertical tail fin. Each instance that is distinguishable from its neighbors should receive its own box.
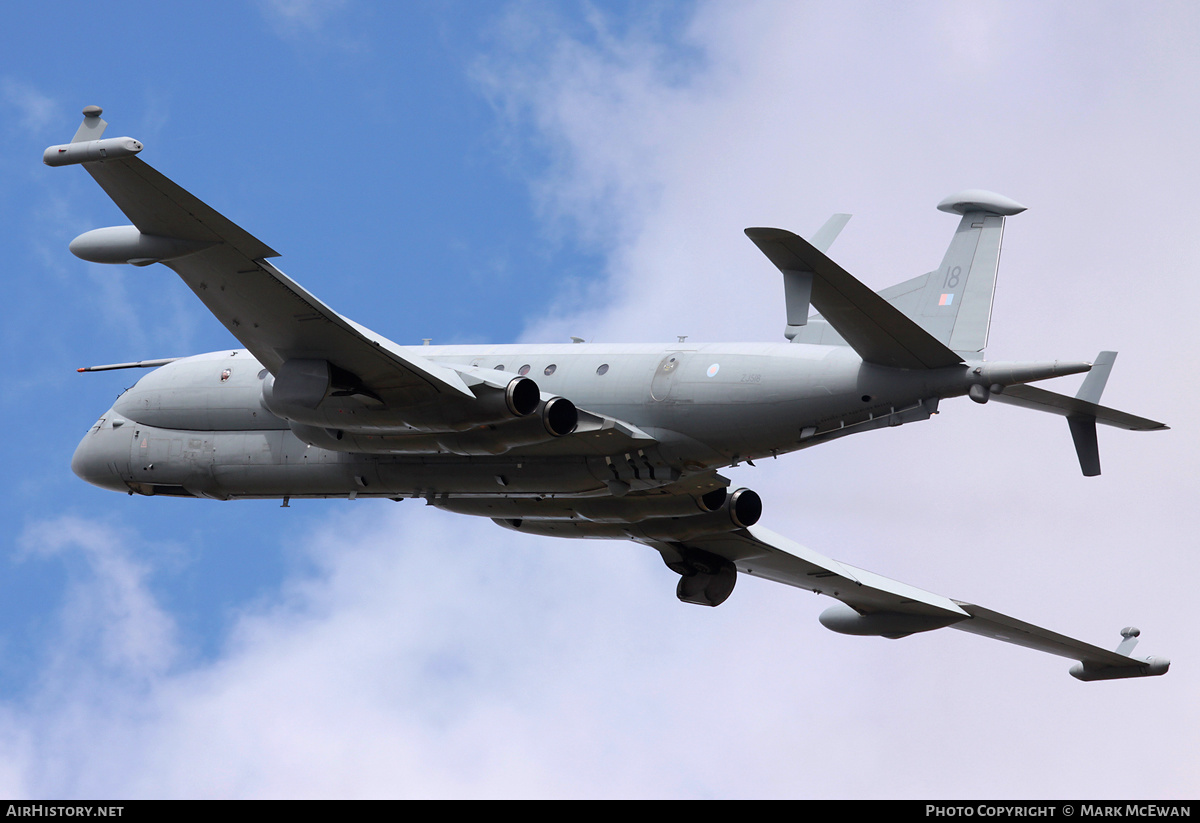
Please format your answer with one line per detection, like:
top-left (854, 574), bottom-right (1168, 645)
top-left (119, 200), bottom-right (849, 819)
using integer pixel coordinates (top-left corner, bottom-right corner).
top-left (786, 191), bottom-right (1025, 352)
top-left (915, 190), bottom-right (1026, 353)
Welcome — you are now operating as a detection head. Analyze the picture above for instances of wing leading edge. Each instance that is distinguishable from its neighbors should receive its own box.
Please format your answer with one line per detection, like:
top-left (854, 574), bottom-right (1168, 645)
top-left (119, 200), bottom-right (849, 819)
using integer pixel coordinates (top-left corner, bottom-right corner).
top-left (52, 108), bottom-right (659, 453)
top-left (47, 108), bottom-right (486, 413)
top-left (73, 152), bottom-right (477, 405)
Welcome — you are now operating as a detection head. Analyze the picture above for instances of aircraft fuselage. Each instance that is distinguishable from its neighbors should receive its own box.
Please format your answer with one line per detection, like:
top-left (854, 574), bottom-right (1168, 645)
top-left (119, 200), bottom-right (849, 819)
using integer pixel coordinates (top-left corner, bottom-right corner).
top-left (72, 342), bottom-right (1081, 503)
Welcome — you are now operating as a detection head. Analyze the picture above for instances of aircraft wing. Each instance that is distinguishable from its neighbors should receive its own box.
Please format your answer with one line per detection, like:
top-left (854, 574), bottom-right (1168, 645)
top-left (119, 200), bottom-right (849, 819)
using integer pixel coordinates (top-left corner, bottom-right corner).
top-left (69, 147), bottom-right (476, 406)
top-left (642, 523), bottom-right (1169, 681)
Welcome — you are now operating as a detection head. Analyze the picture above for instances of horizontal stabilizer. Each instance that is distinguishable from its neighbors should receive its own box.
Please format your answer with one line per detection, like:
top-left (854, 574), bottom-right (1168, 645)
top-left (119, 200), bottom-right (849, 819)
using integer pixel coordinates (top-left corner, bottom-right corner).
top-left (778, 214), bottom-right (852, 339)
top-left (809, 213), bottom-right (851, 253)
top-left (746, 228), bottom-right (964, 370)
top-left (992, 384), bottom-right (1168, 431)
top-left (1076, 350), bottom-right (1117, 404)
top-left (990, 351), bottom-right (1166, 476)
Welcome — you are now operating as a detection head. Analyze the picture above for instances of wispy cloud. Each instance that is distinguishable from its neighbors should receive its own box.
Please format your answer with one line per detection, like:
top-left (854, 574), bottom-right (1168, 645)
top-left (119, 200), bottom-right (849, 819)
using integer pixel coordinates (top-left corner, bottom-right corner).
top-left (258, 0), bottom-right (348, 34)
top-left (18, 517), bottom-right (178, 680)
top-left (4, 508), bottom-right (827, 798)
top-left (0, 78), bottom-right (57, 136)
top-left (256, 0), bottom-right (366, 53)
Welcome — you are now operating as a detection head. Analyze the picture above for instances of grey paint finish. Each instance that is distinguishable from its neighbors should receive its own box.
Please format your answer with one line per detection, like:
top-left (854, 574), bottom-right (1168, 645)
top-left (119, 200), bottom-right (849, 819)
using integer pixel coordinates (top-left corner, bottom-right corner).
top-left (54, 109), bottom-right (1169, 679)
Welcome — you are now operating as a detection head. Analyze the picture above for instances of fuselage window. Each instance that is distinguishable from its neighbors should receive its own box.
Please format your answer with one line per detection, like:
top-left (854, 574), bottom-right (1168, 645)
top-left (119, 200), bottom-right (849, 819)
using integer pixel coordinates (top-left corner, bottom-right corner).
top-left (518, 364), bottom-right (531, 376)
top-left (494, 364), bottom-right (505, 372)
top-left (596, 363), bottom-right (609, 375)
top-left (258, 368), bottom-right (268, 380)
top-left (544, 364), bottom-right (557, 376)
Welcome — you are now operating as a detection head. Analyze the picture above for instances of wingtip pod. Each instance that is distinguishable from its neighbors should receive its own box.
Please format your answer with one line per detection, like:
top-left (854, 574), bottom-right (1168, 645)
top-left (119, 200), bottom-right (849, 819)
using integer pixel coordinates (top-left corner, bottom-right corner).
top-left (43, 136), bottom-right (143, 167)
top-left (44, 105), bottom-right (141, 165)
top-left (1069, 656), bottom-right (1170, 682)
top-left (937, 189), bottom-right (1027, 216)
top-left (1068, 625), bottom-right (1168, 680)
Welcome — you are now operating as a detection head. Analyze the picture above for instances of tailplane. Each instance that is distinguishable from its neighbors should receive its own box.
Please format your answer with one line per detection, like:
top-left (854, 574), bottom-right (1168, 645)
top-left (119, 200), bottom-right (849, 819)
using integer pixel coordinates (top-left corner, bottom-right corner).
top-left (990, 351), bottom-right (1169, 476)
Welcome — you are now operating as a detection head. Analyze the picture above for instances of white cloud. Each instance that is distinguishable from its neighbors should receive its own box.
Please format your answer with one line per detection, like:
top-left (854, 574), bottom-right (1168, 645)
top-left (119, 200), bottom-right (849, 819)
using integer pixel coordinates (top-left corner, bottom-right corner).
top-left (256, 0), bottom-right (366, 53)
top-left (0, 508), bottom-right (879, 798)
top-left (0, 78), bottom-right (57, 135)
top-left (18, 517), bottom-right (177, 679)
top-left (258, 0), bottom-right (349, 36)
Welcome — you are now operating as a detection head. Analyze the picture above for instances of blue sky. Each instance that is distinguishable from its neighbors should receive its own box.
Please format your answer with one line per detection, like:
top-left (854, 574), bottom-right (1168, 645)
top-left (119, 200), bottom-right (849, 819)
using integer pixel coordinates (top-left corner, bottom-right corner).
top-left (2, 0), bottom-right (1198, 798)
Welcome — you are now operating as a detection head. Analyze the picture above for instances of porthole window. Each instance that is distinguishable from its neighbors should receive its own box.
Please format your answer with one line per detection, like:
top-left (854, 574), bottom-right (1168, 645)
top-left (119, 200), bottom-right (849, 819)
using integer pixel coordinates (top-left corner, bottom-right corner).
top-left (258, 368), bottom-right (268, 380)
top-left (518, 364), bottom-right (531, 376)
top-left (596, 363), bottom-right (609, 375)
top-left (494, 364), bottom-right (505, 372)
top-left (544, 364), bottom-right (557, 376)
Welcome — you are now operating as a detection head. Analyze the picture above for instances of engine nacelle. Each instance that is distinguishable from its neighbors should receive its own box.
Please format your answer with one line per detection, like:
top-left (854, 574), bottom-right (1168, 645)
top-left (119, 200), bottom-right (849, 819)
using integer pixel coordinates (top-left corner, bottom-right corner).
top-left (637, 487), bottom-right (761, 541)
top-left (491, 518), bottom-right (630, 538)
top-left (262, 359), bottom-right (546, 435)
top-left (287, 393), bottom-right (576, 456)
top-left (497, 487), bottom-right (761, 543)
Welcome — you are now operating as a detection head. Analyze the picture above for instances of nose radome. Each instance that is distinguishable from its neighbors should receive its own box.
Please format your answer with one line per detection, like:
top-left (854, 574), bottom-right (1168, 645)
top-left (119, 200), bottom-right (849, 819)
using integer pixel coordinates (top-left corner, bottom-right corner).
top-left (71, 417), bottom-right (131, 493)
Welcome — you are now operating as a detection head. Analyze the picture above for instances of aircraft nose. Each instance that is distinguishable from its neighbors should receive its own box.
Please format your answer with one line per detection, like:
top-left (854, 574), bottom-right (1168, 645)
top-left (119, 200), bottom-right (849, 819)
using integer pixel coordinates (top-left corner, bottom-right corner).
top-left (71, 417), bottom-right (132, 493)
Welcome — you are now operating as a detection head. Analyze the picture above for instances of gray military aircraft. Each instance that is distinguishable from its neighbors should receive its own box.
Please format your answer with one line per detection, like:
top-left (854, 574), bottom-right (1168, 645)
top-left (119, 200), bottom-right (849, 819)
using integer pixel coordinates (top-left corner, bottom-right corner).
top-left (53, 107), bottom-right (1169, 681)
